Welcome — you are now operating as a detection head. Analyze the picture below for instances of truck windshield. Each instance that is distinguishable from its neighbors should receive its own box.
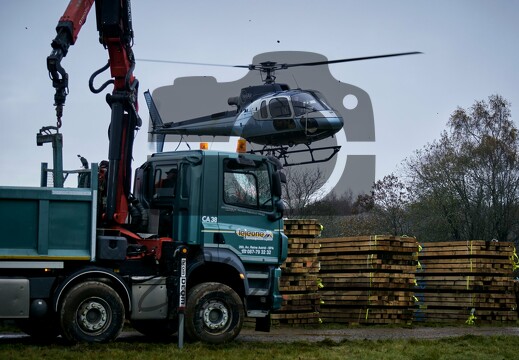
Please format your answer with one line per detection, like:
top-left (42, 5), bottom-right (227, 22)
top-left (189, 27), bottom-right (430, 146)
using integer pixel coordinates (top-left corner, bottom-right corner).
top-left (223, 159), bottom-right (272, 211)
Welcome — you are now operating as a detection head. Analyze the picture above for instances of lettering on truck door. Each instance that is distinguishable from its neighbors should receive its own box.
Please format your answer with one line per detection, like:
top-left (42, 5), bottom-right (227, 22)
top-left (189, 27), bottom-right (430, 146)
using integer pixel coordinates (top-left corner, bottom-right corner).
top-left (216, 156), bottom-right (280, 263)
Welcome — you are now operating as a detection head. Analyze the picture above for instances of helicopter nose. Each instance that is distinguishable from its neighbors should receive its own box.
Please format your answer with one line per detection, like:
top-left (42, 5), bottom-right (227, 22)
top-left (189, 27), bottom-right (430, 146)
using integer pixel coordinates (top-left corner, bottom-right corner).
top-left (315, 115), bottom-right (343, 131)
top-left (326, 116), bottom-right (344, 130)
top-left (300, 113), bottom-right (344, 139)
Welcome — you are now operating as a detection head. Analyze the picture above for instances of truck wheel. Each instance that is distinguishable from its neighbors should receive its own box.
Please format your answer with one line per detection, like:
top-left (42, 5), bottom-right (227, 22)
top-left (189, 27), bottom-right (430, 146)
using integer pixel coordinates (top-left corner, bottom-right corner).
top-left (131, 319), bottom-right (178, 338)
top-left (185, 282), bottom-right (244, 344)
top-left (59, 281), bottom-right (125, 343)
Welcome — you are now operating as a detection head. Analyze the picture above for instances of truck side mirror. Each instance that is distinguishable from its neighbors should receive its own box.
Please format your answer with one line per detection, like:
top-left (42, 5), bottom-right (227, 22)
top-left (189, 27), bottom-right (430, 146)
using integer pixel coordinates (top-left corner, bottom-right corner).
top-left (268, 199), bottom-right (284, 222)
top-left (271, 171), bottom-right (282, 197)
top-left (279, 171), bottom-right (286, 184)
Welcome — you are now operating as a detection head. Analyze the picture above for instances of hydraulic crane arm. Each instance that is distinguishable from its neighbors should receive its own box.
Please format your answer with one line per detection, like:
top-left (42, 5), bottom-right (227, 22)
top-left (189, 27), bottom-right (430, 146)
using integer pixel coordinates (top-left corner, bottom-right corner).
top-left (47, 0), bottom-right (95, 127)
top-left (47, 0), bottom-right (141, 225)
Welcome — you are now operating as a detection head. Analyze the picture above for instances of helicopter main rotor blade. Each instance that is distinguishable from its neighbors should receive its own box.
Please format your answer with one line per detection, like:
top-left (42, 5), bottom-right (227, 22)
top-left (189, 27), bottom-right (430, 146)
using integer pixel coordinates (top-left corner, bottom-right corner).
top-left (282, 51), bottom-right (422, 68)
top-left (137, 58), bottom-right (242, 68)
top-left (137, 51), bottom-right (422, 70)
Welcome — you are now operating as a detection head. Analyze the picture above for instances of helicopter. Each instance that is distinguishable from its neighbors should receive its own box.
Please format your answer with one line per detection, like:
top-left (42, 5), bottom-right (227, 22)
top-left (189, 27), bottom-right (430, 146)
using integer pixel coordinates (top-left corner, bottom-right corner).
top-left (142, 52), bottom-right (421, 166)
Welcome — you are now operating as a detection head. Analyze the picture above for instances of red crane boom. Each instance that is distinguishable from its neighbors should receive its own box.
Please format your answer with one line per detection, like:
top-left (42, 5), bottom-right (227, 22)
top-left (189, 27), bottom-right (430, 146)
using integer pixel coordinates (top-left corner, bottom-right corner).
top-left (47, 0), bottom-right (141, 225)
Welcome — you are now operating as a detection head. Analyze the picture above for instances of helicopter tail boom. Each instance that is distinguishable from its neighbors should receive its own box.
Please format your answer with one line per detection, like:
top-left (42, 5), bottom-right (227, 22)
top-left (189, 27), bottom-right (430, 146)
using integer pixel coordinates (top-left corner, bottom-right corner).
top-left (151, 111), bottom-right (238, 137)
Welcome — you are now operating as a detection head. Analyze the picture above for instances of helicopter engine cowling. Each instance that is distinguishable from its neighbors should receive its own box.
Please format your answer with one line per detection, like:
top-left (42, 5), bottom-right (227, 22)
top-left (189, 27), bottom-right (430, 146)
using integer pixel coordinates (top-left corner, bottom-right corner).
top-left (228, 96), bottom-right (240, 107)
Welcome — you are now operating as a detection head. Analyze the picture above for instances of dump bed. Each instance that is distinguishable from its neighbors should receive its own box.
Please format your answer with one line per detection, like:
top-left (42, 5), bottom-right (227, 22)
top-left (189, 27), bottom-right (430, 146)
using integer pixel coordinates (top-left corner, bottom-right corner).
top-left (0, 185), bottom-right (96, 265)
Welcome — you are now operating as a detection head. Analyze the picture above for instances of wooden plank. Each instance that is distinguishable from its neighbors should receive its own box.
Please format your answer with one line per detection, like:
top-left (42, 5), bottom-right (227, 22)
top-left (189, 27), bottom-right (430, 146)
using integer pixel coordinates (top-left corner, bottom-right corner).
top-left (287, 248), bottom-right (321, 255)
top-left (320, 246), bottom-right (417, 254)
top-left (319, 235), bottom-right (417, 242)
top-left (284, 219), bottom-right (320, 225)
top-left (319, 253), bottom-right (415, 261)
top-left (420, 257), bottom-right (512, 265)
top-left (320, 263), bottom-right (417, 273)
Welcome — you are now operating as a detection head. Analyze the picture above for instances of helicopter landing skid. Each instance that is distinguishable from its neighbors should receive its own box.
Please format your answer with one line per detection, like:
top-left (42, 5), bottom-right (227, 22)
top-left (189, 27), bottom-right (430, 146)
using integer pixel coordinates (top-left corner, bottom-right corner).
top-left (248, 144), bottom-right (341, 167)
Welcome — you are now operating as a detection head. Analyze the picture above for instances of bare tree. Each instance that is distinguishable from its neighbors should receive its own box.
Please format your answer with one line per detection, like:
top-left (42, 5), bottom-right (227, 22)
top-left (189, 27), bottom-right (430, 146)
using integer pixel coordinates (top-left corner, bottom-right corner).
top-left (405, 95), bottom-right (519, 241)
top-left (282, 166), bottom-right (326, 217)
top-left (372, 174), bottom-right (412, 236)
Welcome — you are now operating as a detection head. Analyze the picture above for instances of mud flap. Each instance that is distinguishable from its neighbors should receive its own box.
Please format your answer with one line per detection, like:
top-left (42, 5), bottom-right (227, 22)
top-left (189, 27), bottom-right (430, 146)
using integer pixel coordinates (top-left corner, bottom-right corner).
top-left (255, 313), bottom-right (271, 332)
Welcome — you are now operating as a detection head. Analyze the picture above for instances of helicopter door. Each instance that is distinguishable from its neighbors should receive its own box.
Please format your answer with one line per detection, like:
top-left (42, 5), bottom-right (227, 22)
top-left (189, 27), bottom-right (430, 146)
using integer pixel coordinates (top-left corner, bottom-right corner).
top-left (216, 156), bottom-right (281, 264)
top-left (269, 97), bottom-right (295, 131)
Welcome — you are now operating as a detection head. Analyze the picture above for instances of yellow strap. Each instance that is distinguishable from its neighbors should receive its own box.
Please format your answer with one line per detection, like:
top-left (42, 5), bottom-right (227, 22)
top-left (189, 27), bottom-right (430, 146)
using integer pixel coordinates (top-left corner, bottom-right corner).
top-left (468, 241), bottom-right (474, 290)
top-left (365, 308), bottom-right (370, 320)
top-left (466, 308), bottom-right (477, 325)
top-left (469, 240), bottom-right (473, 273)
top-left (367, 253), bottom-right (374, 269)
top-left (316, 278), bottom-right (324, 289)
top-left (509, 247), bottom-right (519, 271)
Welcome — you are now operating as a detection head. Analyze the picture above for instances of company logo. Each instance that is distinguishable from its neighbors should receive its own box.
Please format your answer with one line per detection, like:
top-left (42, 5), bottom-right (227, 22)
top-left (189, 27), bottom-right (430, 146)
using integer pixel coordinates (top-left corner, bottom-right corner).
top-left (236, 229), bottom-right (274, 241)
top-left (179, 257), bottom-right (187, 309)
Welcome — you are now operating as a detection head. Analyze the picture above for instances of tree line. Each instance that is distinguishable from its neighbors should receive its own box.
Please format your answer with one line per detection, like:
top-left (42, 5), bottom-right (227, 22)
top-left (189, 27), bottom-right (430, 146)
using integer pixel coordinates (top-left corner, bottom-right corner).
top-left (283, 95), bottom-right (519, 245)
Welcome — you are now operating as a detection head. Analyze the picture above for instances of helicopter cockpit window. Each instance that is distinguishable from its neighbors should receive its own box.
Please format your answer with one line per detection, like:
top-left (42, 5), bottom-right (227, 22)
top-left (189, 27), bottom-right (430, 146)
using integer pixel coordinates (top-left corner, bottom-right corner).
top-left (223, 159), bottom-right (272, 211)
top-left (269, 97), bottom-right (291, 118)
top-left (291, 92), bottom-right (329, 116)
top-left (309, 90), bottom-right (333, 110)
top-left (260, 100), bottom-right (268, 118)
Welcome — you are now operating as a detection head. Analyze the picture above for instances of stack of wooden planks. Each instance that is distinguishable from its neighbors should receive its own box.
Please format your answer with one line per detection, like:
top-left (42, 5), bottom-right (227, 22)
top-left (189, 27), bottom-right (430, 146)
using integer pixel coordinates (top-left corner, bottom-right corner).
top-left (414, 240), bottom-right (518, 323)
top-left (270, 219), bottom-right (518, 325)
top-left (271, 219), bottom-right (322, 325)
top-left (318, 235), bottom-right (419, 325)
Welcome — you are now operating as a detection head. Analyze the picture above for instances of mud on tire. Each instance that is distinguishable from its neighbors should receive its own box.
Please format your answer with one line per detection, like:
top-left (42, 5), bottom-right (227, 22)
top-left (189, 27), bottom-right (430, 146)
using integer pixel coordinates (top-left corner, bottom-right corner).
top-left (59, 281), bottom-right (125, 343)
top-left (185, 282), bottom-right (244, 344)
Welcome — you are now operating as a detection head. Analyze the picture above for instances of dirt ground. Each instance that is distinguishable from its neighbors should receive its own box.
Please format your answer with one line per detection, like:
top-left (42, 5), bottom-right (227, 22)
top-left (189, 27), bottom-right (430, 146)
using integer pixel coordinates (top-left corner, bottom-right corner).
top-left (237, 325), bottom-right (519, 342)
top-left (1, 325), bottom-right (518, 344)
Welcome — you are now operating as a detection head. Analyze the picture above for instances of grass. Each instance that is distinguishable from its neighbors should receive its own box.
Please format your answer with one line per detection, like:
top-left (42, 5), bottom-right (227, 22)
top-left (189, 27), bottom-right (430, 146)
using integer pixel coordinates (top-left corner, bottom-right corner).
top-left (1, 335), bottom-right (519, 360)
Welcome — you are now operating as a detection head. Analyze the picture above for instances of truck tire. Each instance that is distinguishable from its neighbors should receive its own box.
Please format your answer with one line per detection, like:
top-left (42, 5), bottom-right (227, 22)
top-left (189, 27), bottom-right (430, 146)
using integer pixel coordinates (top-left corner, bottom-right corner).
top-left (185, 282), bottom-right (244, 344)
top-left (59, 281), bottom-right (125, 343)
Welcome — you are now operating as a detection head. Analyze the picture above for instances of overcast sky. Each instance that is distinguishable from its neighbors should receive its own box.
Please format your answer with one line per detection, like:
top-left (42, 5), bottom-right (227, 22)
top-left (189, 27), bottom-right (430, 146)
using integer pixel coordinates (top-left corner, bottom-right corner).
top-left (1, 0), bottom-right (518, 191)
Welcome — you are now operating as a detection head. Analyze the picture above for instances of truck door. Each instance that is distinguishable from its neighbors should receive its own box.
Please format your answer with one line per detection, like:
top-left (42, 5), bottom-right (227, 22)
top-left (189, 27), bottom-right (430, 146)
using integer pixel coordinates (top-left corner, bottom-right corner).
top-left (148, 161), bottom-right (179, 237)
top-left (216, 156), bottom-right (282, 264)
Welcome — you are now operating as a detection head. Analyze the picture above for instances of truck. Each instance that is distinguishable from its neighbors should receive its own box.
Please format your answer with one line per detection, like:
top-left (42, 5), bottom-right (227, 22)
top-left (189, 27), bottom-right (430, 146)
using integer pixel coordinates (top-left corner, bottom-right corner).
top-left (0, 0), bottom-right (287, 344)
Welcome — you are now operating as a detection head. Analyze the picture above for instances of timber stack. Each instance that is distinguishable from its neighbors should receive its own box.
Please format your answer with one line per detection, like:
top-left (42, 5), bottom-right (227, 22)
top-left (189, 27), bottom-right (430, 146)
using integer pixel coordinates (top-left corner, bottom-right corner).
top-left (318, 235), bottom-right (419, 325)
top-left (414, 240), bottom-right (518, 323)
top-left (271, 219), bottom-right (322, 325)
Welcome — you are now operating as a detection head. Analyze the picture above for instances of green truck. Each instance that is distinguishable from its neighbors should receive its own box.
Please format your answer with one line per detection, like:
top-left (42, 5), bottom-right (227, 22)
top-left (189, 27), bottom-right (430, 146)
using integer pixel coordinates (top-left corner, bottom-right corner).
top-left (0, 0), bottom-right (288, 344)
top-left (0, 148), bottom-right (287, 343)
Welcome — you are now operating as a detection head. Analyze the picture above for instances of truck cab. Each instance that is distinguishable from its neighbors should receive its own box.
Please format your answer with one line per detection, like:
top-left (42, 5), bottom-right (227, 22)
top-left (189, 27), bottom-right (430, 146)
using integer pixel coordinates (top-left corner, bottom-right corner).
top-left (134, 149), bottom-right (287, 312)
